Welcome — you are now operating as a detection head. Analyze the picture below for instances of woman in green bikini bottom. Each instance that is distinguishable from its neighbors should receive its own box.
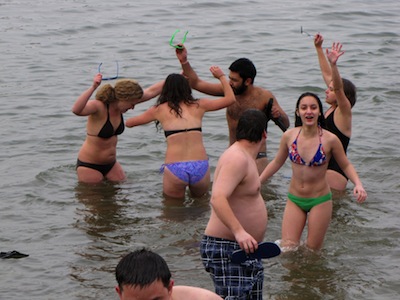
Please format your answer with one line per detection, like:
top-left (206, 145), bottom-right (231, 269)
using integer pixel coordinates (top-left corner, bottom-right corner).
top-left (260, 92), bottom-right (367, 251)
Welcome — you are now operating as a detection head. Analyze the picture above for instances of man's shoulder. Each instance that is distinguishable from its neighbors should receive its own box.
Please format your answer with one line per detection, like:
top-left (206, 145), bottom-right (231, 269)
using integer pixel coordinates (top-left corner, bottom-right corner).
top-left (173, 286), bottom-right (221, 299)
top-left (241, 85), bottom-right (274, 104)
top-left (217, 145), bottom-right (248, 167)
top-left (253, 85), bottom-right (274, 98)
top-left (221, 143), bottom-right (247, 159)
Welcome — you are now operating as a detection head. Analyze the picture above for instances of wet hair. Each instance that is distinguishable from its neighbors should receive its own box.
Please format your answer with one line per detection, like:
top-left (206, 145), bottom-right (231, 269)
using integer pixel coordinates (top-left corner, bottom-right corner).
top-left (294, 92), bottom-right (326, 128)
top-left (236, 109), bottom-right (267, 142)
top-left (115, 249), bottom-right (171, 292)
top-left (95, 79), bottom-right (143, 104)
top-left (342, 78), bottom-right (357, 108)
top-left (229, 58), bottom-right (257, 84)
top-left (155, 73), bottom-right (197, 128)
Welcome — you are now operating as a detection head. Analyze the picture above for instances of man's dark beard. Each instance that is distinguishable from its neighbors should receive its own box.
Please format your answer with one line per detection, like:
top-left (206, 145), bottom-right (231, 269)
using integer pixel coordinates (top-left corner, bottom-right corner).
top-left (233, 82), bottom-right (247, 95)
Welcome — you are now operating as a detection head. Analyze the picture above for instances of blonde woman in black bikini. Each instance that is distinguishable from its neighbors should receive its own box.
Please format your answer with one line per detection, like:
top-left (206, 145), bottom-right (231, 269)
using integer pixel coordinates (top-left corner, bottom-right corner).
top-left (260, 92), bottom-right (367, 252)
top-left (72, 73), bottom-right (163, 183)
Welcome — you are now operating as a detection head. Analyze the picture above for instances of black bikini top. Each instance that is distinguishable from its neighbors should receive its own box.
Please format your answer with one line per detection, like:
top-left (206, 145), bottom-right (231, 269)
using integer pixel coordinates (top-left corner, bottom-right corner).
top-left (164, 127), bottom-right (202, 138)
top-left (87, 103), bottom-right (124, 139)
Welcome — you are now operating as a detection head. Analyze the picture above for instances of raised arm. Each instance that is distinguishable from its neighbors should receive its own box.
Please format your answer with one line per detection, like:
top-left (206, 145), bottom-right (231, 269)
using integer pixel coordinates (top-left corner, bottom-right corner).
top-left (137, 80), bottom-right (165, 105)
top-left (314, 33), bottom-right (332, 87)
top-left (198, 66), bottom-right (235, 111)
top-left (71, 73), bottom-right (102, 116)
top-left (175, 45), bottom-right (224, 96)
top-left (125, 106), bottom-right (157, 128)
top-left (326, 42), bottom-right (352, 115)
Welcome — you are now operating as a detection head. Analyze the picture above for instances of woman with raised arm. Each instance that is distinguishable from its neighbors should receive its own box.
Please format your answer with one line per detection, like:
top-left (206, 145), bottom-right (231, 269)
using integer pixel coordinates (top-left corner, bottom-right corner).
top-left (126, 66), bottom-right (235, 199)
top-left (72, 74), bottom-right (163, 183)
top-left (315, 34), bottom-right (357, 191)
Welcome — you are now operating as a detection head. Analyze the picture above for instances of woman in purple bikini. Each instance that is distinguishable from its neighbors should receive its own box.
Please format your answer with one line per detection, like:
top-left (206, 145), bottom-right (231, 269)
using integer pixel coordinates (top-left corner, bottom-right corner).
top-left (126, 66), bottom-right (235, 199)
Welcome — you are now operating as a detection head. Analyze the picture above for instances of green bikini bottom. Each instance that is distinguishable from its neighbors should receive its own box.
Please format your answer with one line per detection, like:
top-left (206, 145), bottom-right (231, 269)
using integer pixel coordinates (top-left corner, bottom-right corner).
top-left (288, 192), bottom-right (332, 212)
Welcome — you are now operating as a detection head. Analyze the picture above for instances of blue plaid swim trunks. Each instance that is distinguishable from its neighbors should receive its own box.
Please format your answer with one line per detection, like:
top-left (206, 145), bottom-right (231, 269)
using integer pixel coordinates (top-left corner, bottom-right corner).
top-left (200, 235), bottom-right (264, 300)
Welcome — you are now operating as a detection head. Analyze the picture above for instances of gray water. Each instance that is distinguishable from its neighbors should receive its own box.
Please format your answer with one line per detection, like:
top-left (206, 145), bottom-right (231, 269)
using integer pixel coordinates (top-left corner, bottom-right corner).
top-left (1, 0), bottom-right (399, 299)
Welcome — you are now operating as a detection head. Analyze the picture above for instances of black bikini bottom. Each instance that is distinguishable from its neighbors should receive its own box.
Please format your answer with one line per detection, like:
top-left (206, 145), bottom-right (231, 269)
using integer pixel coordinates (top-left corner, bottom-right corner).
top-left (76, 159), bottom-right (116, 176)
